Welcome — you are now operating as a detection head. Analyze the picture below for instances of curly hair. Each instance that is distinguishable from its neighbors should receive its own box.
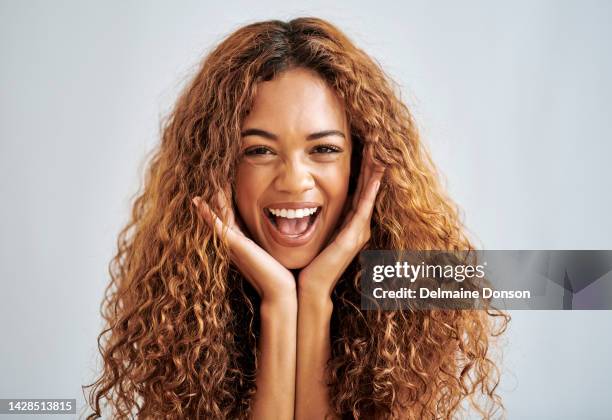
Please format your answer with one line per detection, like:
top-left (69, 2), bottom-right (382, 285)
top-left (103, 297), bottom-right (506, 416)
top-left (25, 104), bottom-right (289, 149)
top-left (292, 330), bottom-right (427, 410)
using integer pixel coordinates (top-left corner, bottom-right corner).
top-left (83, 17), bottom-right (509, 419)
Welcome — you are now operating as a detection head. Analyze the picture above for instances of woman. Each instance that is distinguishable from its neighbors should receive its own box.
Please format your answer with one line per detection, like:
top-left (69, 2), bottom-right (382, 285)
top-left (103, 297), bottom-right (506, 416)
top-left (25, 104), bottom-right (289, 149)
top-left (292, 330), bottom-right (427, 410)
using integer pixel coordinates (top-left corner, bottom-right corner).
top-left (84, 17), bottom-right (508, 419)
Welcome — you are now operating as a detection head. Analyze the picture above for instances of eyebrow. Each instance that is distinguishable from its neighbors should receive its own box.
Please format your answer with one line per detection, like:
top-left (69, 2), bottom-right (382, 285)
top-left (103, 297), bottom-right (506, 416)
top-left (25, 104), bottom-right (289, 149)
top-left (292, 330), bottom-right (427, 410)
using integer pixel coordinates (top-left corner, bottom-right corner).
top-left (240, 128), bottom-right (346, 141)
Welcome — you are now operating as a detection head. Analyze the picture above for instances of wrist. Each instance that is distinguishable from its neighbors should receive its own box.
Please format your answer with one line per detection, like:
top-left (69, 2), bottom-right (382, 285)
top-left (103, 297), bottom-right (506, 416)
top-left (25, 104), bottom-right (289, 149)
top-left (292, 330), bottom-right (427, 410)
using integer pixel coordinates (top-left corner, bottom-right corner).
top-left (260, 300), bottom-right (298, 328)
top-left (297, 285), bottom-right (334, 315)
top-left (261, 274), bottom-right (297, 305)
top-left (297, 271), bottom-right (332, 301)
top-left (261, 287), bottom-right (298, 311)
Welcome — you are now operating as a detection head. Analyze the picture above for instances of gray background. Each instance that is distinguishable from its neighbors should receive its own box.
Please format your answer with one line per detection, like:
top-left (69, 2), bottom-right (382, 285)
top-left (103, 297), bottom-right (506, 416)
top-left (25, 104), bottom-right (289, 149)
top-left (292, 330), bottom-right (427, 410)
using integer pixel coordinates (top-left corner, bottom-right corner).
top-left (1, 1), bottom-right (611, 418)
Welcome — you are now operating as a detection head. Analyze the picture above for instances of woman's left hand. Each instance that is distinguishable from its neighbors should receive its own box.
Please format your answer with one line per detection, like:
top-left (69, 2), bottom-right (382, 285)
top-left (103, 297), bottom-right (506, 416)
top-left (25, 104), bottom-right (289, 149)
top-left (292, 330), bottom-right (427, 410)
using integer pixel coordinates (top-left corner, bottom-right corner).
top-left (298, 145), bottom-right (385, 302)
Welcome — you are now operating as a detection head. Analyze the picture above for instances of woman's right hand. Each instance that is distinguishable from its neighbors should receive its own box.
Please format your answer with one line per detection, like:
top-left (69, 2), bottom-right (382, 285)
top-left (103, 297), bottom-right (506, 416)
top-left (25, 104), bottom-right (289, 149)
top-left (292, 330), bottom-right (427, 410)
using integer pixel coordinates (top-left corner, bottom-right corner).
top-left (194, 191), bottom-right (298, 420)
top-left (192, 190), bottom-right (296, 304)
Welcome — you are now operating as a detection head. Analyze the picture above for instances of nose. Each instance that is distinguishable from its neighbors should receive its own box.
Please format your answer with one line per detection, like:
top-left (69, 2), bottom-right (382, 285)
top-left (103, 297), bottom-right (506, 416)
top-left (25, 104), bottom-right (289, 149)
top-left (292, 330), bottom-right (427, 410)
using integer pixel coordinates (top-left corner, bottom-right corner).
top-left (273, 157), bottom-right (315, 194)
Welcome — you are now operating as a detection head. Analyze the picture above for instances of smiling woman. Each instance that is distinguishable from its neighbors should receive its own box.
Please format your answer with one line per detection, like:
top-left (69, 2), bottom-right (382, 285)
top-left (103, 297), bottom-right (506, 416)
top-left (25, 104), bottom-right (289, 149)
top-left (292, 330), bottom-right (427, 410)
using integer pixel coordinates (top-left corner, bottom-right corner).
top-left (236, 68), bottom-right (353, 268)
top-left (83, 17), bottom-right (508, 419)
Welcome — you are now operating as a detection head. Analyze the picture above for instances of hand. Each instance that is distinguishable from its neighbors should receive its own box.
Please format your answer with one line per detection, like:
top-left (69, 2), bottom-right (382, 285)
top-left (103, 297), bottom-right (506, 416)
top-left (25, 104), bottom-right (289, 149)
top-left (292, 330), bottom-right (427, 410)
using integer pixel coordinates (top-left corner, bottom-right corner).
top-left (298, 145), bottom-right (385, 301)
top-left (192, 189), bottom-right (296, 304)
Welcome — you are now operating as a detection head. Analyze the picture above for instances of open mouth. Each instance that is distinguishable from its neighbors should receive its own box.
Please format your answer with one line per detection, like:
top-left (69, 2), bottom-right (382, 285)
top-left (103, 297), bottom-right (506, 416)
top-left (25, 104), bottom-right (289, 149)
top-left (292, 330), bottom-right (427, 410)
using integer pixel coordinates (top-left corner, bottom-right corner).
top-left (264, 206), bottom-right (322, 237)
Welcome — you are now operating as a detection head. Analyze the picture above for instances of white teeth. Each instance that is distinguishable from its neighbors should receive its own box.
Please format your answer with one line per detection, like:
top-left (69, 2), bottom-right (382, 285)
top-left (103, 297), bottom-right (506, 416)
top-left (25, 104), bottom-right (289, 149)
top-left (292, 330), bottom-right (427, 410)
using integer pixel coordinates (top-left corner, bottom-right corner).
top-left (268, 207), bottom-right (319, 219)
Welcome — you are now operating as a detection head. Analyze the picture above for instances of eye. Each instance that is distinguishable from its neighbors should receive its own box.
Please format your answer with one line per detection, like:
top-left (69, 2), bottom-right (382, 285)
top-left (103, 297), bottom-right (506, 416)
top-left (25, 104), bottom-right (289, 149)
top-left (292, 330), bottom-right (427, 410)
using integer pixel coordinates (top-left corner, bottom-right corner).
top-left (244, 146), bottom-right (274, 156)
top-left (312, 144), bottom-right (342, 154)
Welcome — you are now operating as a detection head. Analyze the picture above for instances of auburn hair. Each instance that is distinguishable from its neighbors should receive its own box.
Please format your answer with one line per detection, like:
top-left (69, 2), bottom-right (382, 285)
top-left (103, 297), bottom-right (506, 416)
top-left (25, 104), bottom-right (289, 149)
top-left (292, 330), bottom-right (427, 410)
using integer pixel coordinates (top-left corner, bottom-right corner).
top-left (83, 17), bottom-right (509, 419)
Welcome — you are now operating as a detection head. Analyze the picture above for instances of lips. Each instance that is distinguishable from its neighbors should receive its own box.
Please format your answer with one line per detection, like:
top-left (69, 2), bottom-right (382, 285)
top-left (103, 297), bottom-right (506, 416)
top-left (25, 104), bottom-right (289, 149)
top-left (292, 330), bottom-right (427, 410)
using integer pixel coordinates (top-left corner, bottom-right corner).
top-left (262, 202), bottom-right (322, 247)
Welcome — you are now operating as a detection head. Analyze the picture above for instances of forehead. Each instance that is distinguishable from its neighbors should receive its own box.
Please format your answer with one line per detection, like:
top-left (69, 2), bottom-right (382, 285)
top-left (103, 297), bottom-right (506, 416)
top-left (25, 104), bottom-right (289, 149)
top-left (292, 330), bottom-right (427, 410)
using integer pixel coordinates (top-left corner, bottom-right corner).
top-left (242, 67), bottom-right (348, 134)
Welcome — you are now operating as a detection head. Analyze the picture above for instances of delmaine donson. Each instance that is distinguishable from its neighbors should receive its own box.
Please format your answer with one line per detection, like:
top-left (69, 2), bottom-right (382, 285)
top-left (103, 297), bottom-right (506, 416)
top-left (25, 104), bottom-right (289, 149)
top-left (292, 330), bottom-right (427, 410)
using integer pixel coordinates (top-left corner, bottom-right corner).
top-left (372, 287), bottom-right (531, 299)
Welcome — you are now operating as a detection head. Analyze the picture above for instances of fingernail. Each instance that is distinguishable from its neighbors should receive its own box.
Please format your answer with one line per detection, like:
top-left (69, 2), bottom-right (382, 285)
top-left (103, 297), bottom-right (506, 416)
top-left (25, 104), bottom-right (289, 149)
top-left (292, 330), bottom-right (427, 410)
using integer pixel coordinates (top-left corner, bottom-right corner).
top-left (192, 197), bottom-right (200, 206)
top-left (375, 181), bottom-right (381, 192)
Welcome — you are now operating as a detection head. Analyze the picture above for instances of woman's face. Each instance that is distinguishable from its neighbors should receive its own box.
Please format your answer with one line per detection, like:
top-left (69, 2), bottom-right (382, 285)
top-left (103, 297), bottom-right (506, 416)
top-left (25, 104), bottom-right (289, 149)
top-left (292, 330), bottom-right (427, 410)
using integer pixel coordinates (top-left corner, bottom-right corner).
top-left (235, 67), bottom-right (352, 269)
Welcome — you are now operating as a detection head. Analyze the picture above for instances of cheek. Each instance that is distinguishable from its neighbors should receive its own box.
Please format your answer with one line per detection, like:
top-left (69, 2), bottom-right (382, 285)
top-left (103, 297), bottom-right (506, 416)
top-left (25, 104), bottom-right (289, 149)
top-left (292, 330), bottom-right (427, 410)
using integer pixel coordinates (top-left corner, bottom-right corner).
top-left (319, 160), bottom-right (351, 209)
top-left (234, 165), bottom-right (264, 225)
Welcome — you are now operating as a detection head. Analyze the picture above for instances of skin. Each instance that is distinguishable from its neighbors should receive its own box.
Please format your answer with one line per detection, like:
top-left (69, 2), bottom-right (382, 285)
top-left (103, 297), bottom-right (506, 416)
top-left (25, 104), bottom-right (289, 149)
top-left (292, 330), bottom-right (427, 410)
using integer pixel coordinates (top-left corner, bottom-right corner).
top-left (234, 67), bottom-right (353, 270)
top-left (193, 67), bottom-right (385, 419)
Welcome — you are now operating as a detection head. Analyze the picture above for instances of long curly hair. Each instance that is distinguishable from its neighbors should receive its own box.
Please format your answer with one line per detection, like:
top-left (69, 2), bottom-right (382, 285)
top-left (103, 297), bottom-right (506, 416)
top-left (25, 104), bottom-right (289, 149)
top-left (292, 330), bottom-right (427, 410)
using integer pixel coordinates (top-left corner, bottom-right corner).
top-left (83, 17), bottom-right (509, 419)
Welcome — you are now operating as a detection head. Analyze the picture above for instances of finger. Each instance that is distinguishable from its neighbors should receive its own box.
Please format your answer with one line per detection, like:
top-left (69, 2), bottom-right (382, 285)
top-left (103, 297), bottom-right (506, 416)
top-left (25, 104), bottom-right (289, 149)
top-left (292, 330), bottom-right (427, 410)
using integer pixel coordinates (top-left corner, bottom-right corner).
top-left (353, 166), bottom-right (384, 224)
top-left (361, 145), bottom-right (385, 197)
top-left (355, 145), bottom-right (378, 209)
top-left (342, 145), bottom-right (377, 232)
top-left (232, 209), bottom-right (249, 236)
top-left (192, 197), bottom-right (219, 229)
top-left (216, 189), bottom-right (236, 227)
top-left (333, 167), bottom-right (384, 251)
top-left (192, 196), bottom-right (231, 239)
top-left (368, 150), bottom-right (386, 178)
top-left (367, 143), bottom-right (385, 170)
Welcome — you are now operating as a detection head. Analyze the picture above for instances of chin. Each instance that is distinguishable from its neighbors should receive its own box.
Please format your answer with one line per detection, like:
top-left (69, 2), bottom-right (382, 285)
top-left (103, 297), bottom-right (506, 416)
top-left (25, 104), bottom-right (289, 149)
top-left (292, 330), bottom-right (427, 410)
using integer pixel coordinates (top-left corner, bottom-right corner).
top-left (274, 249), bottom-right (318, 270)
